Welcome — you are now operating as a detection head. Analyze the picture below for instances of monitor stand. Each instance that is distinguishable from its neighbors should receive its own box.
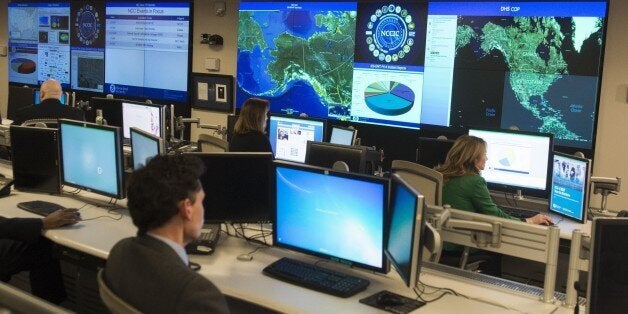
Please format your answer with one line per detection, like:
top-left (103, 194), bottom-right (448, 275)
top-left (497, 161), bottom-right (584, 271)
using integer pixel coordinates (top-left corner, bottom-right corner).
top-left (514, 189), bottom-right (525, 201)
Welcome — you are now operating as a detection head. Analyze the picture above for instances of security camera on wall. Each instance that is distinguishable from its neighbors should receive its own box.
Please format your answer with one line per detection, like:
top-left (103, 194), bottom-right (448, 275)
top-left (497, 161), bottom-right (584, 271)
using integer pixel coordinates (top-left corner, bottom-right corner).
top-left (215, 1), bottom-right (226, 17)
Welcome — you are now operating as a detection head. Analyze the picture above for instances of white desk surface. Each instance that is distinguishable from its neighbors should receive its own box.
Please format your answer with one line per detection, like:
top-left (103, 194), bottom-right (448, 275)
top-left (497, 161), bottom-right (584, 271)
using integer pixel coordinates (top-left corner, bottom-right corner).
top-left (0, 162), bottom-right (575, 313)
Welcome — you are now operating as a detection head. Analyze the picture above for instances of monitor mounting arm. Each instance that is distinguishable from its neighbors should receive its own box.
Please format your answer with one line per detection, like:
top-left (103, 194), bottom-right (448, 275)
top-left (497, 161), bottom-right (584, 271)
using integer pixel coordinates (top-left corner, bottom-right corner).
top-left (175, 117), bottom-right (227, 141)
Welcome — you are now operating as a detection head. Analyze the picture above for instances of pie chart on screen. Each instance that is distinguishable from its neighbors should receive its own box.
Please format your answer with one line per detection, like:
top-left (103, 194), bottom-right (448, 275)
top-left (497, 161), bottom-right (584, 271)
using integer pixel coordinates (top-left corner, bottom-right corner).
top-left (364, 81), bottom-right (414, 115)
top-left (10, 58), bottom-right (37, 74)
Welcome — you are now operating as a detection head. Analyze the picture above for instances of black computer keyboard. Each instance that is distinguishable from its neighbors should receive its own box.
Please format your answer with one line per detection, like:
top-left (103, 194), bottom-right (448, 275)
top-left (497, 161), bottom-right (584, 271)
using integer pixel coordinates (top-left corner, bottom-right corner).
top-left (263, 257), bottom-right (370, 298)
top-left (17, 200), bottom-right (66, 217)
top-left (501, 206), bottom-right (540, 219)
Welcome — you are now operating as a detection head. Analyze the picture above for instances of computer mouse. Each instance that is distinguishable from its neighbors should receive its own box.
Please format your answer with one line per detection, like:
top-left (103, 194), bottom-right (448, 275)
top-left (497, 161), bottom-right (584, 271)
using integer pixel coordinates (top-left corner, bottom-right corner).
top-left (237, 253), bottom-right (253, 261)
top-left (376, 293), bottom-right (405, 307)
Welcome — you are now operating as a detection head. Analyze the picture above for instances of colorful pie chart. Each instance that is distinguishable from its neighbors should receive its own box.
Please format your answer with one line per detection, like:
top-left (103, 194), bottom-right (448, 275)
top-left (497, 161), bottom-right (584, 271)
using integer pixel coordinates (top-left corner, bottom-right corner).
top-left (10, 58), bottom-right (37, 74)
top-left (364, 81), bottom-right (414, 115)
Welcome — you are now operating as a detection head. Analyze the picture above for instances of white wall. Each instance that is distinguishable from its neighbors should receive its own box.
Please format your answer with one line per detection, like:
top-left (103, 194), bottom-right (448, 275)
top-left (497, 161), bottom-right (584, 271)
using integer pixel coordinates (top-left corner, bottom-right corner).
top-left (1, 0), bottom-right (628, 210)
top-left (590, 0), bottom-right (628, 211)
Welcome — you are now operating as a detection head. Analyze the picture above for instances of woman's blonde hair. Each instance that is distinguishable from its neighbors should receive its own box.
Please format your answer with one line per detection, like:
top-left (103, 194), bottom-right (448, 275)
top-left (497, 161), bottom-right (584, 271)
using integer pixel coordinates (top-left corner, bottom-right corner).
top-left (235, 98), bottom-right (269, 134)
top-left (435, 135), bottom-right (486, 182)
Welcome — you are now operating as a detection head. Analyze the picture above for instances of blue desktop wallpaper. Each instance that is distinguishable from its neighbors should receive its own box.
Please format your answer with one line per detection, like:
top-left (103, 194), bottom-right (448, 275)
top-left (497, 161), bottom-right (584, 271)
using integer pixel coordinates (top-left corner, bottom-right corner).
top-left (386, 182), bottom-right (416, 283)
top-left (275, 166), bottom-right (385, 268)
top-left (61, 123), bottom-right (119, 195)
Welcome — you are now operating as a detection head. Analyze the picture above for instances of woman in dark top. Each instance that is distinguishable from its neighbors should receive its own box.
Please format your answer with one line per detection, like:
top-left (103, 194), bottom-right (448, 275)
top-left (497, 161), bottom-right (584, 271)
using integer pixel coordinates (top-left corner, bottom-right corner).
top-left (228, 98), bottom-right (273, 153)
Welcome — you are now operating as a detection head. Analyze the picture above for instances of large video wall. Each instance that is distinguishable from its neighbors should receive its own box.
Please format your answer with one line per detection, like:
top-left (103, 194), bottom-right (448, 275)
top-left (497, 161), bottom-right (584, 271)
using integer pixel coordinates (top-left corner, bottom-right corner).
top-left (8, 1), bottom-right (190, 103)
top-left (236, 1), bottom-right (608, 149)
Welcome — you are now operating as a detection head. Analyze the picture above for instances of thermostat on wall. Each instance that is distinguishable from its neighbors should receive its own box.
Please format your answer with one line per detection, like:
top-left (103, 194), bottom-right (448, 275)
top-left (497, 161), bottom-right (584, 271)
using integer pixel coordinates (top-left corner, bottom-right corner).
top-left (205, 58), bottom-right (220, 71)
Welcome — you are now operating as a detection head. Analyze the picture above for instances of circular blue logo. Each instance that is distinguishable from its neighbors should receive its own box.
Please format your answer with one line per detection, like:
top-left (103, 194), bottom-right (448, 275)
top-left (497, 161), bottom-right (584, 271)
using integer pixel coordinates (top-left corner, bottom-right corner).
top-left (75, 4), bottom-right (101, 46)
top-left (366, 4), bottom-right (415, 63)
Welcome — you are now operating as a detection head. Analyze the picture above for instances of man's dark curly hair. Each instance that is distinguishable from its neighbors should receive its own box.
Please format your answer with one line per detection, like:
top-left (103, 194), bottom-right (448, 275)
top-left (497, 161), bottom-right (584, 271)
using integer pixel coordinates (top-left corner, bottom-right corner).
top-left (127, 154), bottom-right (206, 235)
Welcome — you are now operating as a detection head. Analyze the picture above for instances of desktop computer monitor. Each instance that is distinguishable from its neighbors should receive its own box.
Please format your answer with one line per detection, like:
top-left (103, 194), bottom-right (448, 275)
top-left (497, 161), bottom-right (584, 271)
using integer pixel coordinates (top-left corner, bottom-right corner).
top-left (586, 218), bottom-right (628, 314)
top-left (549, 152), bottom-right (591, 223)
top-left (329, 125), bottom-right (357, 146)
top-left (416, 137), bottom-right (454, 169)
top-left (386, 174), bottom-right (426, 288)
top-left (34, 90), bottom-right (67, 105)
top-left (274, 161), bottom-right (389, 273)
top-left (9, 125), bottom-right (61, 194)
top-left (130, 127), bottom-right (164, 170)
top-left (58, 119), bottom-right (125, 199)
top-left (268, 114), bottom-right (326, 163)
top-left (89, 97), bottom-right (123, 127)
top-left (305, 141), bottom-right (367, 173)
top-left (468, 128), bottom-right (553, 198)
top-left (189, 152), bottom-right (274, 223)
top-left (122, 101), bottom-right (165, 140)
top-left (7, 85), bottom-right (34, 121)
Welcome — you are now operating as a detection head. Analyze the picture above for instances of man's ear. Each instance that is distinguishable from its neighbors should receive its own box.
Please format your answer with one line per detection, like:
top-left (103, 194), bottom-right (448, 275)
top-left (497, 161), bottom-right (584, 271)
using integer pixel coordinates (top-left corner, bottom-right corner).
top-left (178, 198), bottom-right (193, 220)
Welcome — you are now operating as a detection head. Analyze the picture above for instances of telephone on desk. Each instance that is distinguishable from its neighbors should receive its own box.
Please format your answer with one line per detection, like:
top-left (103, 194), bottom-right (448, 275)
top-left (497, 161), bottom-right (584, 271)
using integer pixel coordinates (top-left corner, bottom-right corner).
top-left (185, 224), bottom-right (221, 255)
top-left (0, 174), bottom-right (14, 197)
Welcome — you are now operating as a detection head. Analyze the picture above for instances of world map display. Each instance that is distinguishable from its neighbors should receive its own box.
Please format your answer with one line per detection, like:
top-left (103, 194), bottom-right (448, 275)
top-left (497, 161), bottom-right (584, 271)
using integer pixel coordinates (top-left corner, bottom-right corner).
top-left (237, 5), bottom-right (356, 119)
top-left (451, 16), bottom-right (604, 149)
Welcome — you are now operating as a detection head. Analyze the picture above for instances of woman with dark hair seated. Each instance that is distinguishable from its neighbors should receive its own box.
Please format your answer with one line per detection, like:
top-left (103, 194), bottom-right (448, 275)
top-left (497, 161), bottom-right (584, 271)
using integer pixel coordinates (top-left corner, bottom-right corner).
top-left (229, 98), bottom-right (272, 153)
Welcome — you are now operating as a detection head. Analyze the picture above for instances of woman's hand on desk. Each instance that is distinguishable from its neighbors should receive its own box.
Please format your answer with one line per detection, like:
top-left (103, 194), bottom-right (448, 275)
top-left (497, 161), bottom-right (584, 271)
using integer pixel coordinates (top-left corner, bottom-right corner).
top-left (42, 208), bottom-right (81, 229)
top-left (525, 214), bottom-right (553, 226)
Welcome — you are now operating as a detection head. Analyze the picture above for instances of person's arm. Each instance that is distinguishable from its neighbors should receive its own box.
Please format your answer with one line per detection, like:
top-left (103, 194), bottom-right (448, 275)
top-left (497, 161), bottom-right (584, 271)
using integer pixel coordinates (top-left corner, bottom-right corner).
top-left (0, 209), bottom-right (79, 243)
top-left (469, 177), bottom-right (519, 220)
top-left (0, 216), bottom-right (43, 243)
top-left (177, 276), bottom-right (229, 314)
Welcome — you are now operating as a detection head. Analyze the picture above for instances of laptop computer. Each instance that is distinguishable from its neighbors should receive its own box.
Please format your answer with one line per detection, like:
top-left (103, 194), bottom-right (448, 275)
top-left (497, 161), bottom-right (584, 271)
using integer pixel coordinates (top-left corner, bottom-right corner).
top-left (548, 152), bottom-right (591, 224)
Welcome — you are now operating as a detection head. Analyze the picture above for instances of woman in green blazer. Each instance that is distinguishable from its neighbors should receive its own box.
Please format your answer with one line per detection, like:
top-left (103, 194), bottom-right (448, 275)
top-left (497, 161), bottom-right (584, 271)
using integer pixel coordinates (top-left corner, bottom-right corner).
top-left (435, 135), bottom-right (552, 275)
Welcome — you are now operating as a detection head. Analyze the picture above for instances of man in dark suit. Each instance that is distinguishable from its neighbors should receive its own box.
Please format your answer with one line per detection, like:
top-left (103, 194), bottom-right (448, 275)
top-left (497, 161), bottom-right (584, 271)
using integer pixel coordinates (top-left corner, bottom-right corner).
top-left (105, 154), bottom-right (229, 313)
top-left (1, 208), bottom-right (81, 303)
top-left (12, 79), bottom-right (85, 125)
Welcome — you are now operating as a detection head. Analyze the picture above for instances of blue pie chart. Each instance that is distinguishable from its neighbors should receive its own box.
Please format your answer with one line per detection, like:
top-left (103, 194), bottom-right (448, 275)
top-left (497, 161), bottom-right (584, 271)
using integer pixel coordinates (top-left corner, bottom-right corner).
top-left (364, 81), bottom-right (414, 115)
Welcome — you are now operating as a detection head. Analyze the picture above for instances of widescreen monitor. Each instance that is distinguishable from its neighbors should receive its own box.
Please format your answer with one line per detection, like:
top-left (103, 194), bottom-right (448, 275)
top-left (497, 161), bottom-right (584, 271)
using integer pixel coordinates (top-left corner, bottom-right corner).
top-left (8, 1), bottom-right (191, 103)
top-left (586, 218), bottom-right (628, 314)
top-left (416, 137), bottom-right (455, 169)
top-left (274, 162), bottom-right (389, 273)
top-left (549, 152), bottom-right (590, 223)
top-left (468, 128), bottom-right (553, 197)
top-left (10, 125), bottom-right (61, 194)
top-left (305, 141), bottom-right (367, 173)
top-left (386, 174), bottom-right (426, 288)
top-left (268, 114), bottom-right (326, 163)
top-left (122, 101), bottom-right (165, 140)
top-left (190, 152), bottom-right (274, 223)
top-left (34, 90), bottom-right (67, 105)
top-left (130, 127), bottom-right (164, 170)
top-left (89, 97), bottom-right (123, 127)
top-left (58, 119), bottom-right (125, 199)
top-left (236, 1), bottom-right (608, 150)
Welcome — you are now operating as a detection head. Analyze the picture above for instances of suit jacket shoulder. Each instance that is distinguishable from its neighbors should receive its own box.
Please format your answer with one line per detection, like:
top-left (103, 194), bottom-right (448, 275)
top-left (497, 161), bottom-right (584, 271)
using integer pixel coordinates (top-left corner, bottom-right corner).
top-left (105, 236), bottom-right (229, 313)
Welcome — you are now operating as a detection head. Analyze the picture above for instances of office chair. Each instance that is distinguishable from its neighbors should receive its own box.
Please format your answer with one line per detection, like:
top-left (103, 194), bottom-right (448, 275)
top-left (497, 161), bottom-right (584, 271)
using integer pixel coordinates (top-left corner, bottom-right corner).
top-left (97, 269), bottom-right (141, 314)
top-left (332, 161), bottom-right (350, 172)
top-left (391, 160), bottom-right (484, 271)
top-left (197, 134), bottom-right (229, 152)
top-left (391, 160), bottom-right (443, 206)
top-left (21, 119), bottom-right (58, 128)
